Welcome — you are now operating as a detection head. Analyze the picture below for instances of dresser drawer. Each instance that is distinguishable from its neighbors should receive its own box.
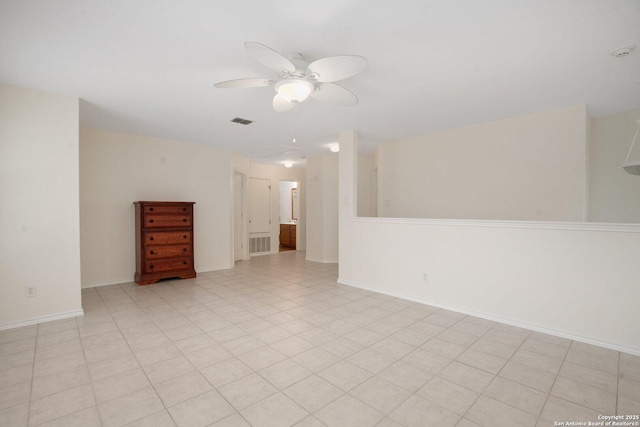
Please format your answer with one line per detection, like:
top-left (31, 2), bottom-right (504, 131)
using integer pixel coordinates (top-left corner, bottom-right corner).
top-left (145, 231), bottom-right (192, 245)
top-left (144, 215), bottom-right (192, 228)
top-left (144, 258), bottom-right (192, 274)
top-left (144, 205), bottom-right (192, 215)
top-left (145, 245), bottom-right (191, 259)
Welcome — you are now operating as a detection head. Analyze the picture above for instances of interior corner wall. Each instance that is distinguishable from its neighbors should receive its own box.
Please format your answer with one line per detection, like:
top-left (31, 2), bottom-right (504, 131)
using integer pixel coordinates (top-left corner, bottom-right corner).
top-left (588, 109), bottom-right (640, 223)
top-left (0, 84), bottom-right (82, 328)
top-left (248, 162), bottom-right (306, 254)
top-left (377, 105), bottom-right (587, 221)
top-left (306, 154), bottom-right (339, 263)
top-left (79, 128), bottom-right (234, 287)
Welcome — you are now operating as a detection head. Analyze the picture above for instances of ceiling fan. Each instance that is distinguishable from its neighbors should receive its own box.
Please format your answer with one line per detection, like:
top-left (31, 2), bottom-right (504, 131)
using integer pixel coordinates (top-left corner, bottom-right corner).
top-left (214, 42), bottom-right (368, 112)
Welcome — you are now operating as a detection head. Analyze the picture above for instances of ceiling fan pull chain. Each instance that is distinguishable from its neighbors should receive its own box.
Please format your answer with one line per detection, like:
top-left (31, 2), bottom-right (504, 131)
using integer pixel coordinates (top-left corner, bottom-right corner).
top-left (292, 106), bottom-right (297, 143)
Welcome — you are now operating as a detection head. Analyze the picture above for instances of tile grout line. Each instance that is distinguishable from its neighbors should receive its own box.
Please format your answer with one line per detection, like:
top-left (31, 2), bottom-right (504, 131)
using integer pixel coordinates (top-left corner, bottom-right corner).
top-left (84, 286), bottom-right (110, 426)
top-left (456, 321), bottom-right (532, 425)
top-left (116, 279), bottom-right (214, 426)
top-left (535, 338), bottom-right (573, 426)
top-left (26, 324), bottom-right (37, 427)
top-left (616, 351), bottom-right (620, 415)
top-left (123, 278), bottom-right (289, 426)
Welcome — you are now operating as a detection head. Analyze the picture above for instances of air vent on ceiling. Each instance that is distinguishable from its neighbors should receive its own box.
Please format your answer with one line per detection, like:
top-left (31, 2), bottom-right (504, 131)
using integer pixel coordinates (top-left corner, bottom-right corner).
top-left (231, 117), bottom-right (253, 125)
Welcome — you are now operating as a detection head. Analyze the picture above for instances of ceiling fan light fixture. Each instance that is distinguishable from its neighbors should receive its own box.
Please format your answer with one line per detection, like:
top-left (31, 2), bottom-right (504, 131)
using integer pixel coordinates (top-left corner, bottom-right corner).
top-left (329, 143), bottom-right (340, 153)
top-left (276, 79), bottom-right (314, 103)
top-left (284, 161), bottom-right (293, 168)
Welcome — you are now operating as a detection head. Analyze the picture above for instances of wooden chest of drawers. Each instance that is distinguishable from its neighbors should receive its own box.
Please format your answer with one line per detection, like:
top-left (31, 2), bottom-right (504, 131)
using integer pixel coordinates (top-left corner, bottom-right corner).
top-left (134, 201), bottom-right (196, 285)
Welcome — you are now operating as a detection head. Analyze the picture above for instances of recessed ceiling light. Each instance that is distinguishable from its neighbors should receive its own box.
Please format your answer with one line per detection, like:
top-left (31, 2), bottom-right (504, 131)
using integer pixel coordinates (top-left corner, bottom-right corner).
top-left (329, 143), bottom-right (340, 153)
top-left (611, 45), bottom-right (636, 58)
top-left (284, 161), bottom-right (293, 168)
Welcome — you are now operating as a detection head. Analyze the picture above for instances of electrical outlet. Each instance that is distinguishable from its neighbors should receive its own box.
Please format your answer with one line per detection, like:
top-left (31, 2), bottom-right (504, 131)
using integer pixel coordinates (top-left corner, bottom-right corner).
top-left (25, 287), bottom-right (36, 297)
top-left (422, 273), bottom-right (429, 283)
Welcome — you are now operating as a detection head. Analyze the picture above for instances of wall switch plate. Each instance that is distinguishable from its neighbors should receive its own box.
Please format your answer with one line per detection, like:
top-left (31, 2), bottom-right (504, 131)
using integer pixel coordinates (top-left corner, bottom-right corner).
top-left (25, 287), bottom-right (36, 297)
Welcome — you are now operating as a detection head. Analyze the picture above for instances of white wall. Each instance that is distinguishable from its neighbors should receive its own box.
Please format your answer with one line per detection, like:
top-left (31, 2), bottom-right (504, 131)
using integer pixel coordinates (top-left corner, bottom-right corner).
top-left (80, 128), bottom-right (234, 287)
top-left (377, 105), bottom-right (587, 221)
top-left (278, 181), bottom-right (297, 224)
top-left (248, 163), bottom-right (306, 253)
top-left (306, 154), bottom-right (339, 263)
top-left (339, 131), bottom-right (640, 355)
top-left (0, 84), bottom-right (82, 328)
top-left (357, 152), bottom-right (375, 217)
top-left (588, 109), bottom-right (640, 223)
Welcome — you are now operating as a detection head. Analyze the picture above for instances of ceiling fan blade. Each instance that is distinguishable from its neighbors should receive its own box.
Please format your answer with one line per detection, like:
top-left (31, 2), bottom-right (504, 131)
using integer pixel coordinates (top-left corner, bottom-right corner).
top-left (245, 41), bottom-right (296, 73)
top-left (311, 83), bottom-right (358, 106)
top-left (306, 55), bottom-right (368, 83)
top-left (214, 78), bottom-right (273, 88)
top-left (273, 94), bottom-right (295, 112)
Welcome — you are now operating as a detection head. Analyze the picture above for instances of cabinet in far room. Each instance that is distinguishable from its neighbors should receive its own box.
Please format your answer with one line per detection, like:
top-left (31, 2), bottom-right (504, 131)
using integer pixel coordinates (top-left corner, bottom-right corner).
top-left (279, 223), bottom-right (296, 249)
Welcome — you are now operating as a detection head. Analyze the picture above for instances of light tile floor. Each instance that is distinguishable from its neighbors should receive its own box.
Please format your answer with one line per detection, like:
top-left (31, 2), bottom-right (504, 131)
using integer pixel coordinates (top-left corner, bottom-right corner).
top-left (1, 251), bottom-right (639, 426)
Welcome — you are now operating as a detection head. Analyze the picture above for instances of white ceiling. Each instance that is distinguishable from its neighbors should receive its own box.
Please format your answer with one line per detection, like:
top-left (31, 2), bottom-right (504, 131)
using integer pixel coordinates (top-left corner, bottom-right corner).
top-left (1, 0), bottom-right (639, 165)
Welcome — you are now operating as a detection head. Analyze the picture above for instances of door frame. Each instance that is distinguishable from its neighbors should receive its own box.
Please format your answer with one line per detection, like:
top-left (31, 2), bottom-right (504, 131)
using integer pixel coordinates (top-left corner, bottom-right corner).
top-left (232, 170), bottom-right (249, 263)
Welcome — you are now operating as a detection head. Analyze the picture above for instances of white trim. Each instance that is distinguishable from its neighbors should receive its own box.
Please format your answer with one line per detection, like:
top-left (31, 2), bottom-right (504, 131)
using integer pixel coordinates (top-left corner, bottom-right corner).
top-left (0, 309), bottom-right (85, 331)
top-left (82, 278), bottom-right (133, 288)
top-left (230, 167), bottom-right (236, 267)
top-left (249, 251), bottom-right (277, 257)
top-left (305, 256), bottom-right (339, 264)
top-left (337, 277), bottom-right (640, 356)
top-left (197, 264), bottom-right (233, 273)
top-left (352, 216), bottom-right (640, 233)
top-left (81, 265), bottom-right (233, 288)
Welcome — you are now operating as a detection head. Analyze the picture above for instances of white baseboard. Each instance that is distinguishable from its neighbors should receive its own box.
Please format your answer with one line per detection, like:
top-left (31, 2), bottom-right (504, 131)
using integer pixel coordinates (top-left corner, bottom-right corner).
top-left (249, 251), bottom-right (277, 257)
top-left (0, 309), bottom-right (85, 331)
top-left (82, 278), bottom-right (133, 289)
top-left (81, 265), bottom-right (233, 289)
top-left (337, 277), bottom-right (640, 357)
top-left (197, 265), bottom-right (233, 273)
top-left (305, 256), bottom-right (339, 264)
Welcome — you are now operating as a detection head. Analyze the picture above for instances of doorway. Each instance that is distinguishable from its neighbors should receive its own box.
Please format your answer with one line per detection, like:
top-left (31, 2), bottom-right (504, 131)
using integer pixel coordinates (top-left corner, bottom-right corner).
top-left (279, 181), bottom-right (298, 252)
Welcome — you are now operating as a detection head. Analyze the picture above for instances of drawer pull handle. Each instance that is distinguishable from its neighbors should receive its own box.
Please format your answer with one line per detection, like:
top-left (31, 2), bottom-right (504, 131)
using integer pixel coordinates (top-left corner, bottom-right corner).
top-left (183, 208), bottom-right (187, 211)
top-left (183, 235), bottom-right (187, 239)
top-left (182, 218), bottom-right (187, 222)
top-left (150, 207), bottom-right (154, 211)
top-left (150, 265), bottom-right (155, 269)
top-left (183, 261), bottom-right (187, 265)
top-left (150, 237), bottom-right (154, 241)
top-left (149, 219), bottom-right (154, 223)
top-left (150, 250), bottom-right (155, 255)
top-left (183, 248), bottom-right (187, 252)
